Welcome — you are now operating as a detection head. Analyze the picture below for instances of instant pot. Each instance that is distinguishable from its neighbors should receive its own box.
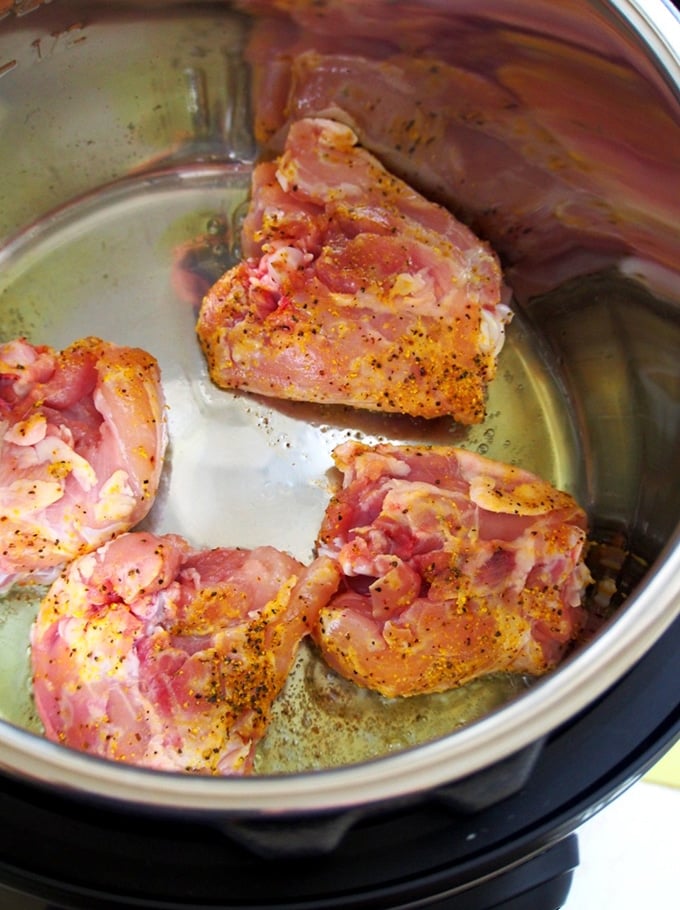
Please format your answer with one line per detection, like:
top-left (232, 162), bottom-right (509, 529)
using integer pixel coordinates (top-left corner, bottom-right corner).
top-left (0, 1), bottom-right (678, 907)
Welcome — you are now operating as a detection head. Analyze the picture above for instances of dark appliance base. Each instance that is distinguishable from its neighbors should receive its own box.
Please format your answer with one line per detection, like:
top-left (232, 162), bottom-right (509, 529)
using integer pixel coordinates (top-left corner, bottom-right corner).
top-left (0, 614), bottom-right (677, 910)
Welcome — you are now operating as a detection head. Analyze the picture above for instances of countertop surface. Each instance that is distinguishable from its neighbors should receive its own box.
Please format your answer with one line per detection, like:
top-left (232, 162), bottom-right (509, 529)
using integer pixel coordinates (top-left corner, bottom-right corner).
top-left (565, 742), bottom-right (680, 908)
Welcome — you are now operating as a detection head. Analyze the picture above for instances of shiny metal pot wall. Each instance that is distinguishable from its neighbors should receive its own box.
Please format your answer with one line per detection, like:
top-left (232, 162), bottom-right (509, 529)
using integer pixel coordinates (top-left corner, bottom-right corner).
top-left (0, 0), bottom-right (678, 815)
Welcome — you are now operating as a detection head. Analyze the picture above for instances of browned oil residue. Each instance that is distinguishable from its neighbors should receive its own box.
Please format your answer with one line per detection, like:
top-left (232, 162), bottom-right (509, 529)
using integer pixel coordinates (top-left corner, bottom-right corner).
top-left (0, 59), bottom-right (17, 78)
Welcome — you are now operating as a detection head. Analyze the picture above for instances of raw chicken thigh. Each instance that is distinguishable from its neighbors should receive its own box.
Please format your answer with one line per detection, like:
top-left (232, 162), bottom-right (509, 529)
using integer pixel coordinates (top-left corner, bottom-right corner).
top-left (0, 337), bottom-right (166, 593)
top-left (31, 532), bottom-right (340, 774)
top-left (197, 117), bottom-right (510, 423)
top-left (313, 442), bottom-right (592, 697)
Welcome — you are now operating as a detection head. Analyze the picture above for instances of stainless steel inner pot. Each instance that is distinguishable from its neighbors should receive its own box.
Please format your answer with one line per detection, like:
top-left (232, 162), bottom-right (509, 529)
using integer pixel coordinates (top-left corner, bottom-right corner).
top-left (0, 0), bottom-right (678, 815)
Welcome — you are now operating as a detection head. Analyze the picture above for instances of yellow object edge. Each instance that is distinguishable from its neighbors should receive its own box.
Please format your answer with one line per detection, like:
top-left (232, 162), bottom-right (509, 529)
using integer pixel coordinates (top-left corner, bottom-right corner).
top-left (645, 739), bottom-right (680, 788)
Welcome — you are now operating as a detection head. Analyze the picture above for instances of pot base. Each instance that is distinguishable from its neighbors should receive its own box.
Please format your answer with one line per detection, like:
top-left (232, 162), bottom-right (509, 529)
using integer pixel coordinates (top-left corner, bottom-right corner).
top-left (0, 159), bottom-right (583, 772)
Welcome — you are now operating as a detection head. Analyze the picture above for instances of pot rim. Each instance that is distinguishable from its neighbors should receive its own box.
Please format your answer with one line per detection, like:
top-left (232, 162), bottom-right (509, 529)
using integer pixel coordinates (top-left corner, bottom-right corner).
top-left (0, 526), bottom-right (678, 815)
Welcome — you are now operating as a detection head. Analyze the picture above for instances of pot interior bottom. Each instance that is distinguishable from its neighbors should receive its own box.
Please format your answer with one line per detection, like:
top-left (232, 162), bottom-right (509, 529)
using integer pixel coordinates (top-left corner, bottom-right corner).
top-left (0, 159), bottom-right (595, 771)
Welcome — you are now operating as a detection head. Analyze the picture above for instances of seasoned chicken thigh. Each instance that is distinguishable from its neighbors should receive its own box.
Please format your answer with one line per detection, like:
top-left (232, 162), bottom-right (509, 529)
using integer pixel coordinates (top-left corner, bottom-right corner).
top-left (197, 117), bottom-right (510, 423)
top-left (313, 442), bottom-right (592, 697)
top-left (31, 532), bottom-right (340, 774)
top-left (0, 337), bottom-right (166, 593)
